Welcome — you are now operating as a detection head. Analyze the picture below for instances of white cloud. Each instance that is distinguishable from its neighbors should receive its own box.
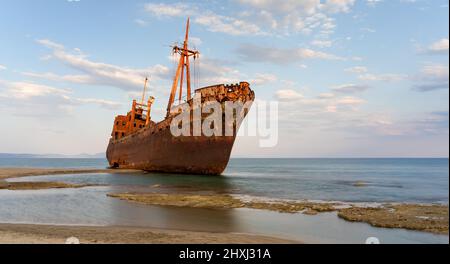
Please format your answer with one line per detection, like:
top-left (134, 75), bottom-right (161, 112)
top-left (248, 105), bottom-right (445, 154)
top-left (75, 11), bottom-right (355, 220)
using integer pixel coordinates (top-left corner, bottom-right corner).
top-left (413, 64), bottom-right (449, 92)
top-left (358, 73), bottom-right (407, 81)
top-left (32, 39), bottom-right (170, 91)
top-left (366, 0), bottom-right (383, 7)
top-left (298, 48), bottom-right (343, 60)
top-left (275, 89), bottom-right (304, 101)
top-left (310, 40), bottom-right (333, 48)
top-left (0, 80), bottom-right (71, 99)
top-left (144, 1), bottom-right (356, 36)
top-left (75, 98), bottom-right (121, 110)
top-left (36, 39), bottom-right (65, 50)
top-left (134, 19), bottom-right (148, 27)
top-left (195, 14), bottom-right (265, 36)
top-left (144, 3), bottom-right (190, 18)
top-left (238, 0), bottom-right (355, 14)
top-left (336, 96), bottom-right (366, 105)
top-left (236, 43), bottom-right (344, 64)
top-left (0, 65), bottom-right (6, 71)
top-left (145, 3), bottom-right (265, 36)
top-left (250, 73), bottom-right (278, 85)
top-left (262, 86), bottom-right (445, 157)
top-left (420, 64), bottom-right (449, 80)
top-left (318, 92), bottom-right (335, 99)
top-left (345, 66), bottom-right (368, 74)
top-left (428, 38), bottom-right (449, 54)
top-left (273, 87), bottom-right (371, 137)
top-left (360, 27), bottom-right (376, 33)
top-left (237, 0), bottom-right (321, 14)
top-left (22, 72), bottom-right (92, 83)
top-left (169, 51), bottom-right (264, 92)
top-left (190, 56), bottom-right (243, 85)
top-left (332, 84), bottom-right (370, 94)
top-left (0, 79), bottom-right (121, 114)
top-left (189, 37), bottom-right (202, 46)
top-left (237, 0), bottom-right (356, 35)
top-left (324, 0), bottom-right (356, 13)
top-left (345, 66), bottom-right (406, 82)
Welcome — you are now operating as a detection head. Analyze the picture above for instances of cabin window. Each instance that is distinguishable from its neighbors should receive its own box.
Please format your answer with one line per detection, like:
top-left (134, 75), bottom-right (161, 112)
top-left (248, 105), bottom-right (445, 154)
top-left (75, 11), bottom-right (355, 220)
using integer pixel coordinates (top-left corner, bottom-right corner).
top-left (122, 132), bottom-right (125, 137)
top-left (134, 123), bottom-right (136, 127)
top-left (114, 132), bottom-right (118, 139)
top-left (122, 122), bottom-right (126, 126)
top-left (116, 121), bottom-right (119, 125)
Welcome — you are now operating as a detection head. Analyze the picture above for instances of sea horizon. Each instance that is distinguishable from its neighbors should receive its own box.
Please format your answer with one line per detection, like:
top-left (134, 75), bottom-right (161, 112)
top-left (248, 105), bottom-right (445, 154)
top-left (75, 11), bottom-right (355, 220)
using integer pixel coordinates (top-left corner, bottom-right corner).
top-left (1, 154), bottom-right (449, 159)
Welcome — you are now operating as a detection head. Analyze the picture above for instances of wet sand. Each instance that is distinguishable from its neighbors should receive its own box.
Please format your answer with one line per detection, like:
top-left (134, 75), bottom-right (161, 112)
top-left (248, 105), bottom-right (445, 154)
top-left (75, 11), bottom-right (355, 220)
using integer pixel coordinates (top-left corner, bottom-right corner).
top-left (0, 167), bottom-right (134, 190)
top-left (0, 181), bottom-right (94, 190)
top-left (0, 167), bottom-right (136, 180)
top-left (0, 224), bottom-right (295, 244)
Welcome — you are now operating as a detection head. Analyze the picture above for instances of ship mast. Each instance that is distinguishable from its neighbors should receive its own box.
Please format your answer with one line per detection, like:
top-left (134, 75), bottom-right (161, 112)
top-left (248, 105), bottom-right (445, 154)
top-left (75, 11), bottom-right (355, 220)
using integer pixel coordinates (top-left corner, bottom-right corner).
top-left (166, 18), bottom-right (200, 117)
top-left (141, 77), bottom-right (148, 105)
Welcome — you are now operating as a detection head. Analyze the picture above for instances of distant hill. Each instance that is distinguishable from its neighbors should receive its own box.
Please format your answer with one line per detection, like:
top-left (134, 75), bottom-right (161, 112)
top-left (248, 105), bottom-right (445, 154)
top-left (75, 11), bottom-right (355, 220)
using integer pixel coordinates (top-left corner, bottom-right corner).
top-left (0, 153), bottom-right (106, 159)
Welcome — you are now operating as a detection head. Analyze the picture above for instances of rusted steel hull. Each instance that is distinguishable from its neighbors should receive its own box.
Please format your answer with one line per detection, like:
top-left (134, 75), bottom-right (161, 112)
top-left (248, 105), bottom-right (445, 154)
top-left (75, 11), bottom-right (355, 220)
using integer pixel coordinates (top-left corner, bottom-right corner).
top-left (106, 128), bottom-right (236, 175)
top-left (106, 83), bottom-right (254, 175)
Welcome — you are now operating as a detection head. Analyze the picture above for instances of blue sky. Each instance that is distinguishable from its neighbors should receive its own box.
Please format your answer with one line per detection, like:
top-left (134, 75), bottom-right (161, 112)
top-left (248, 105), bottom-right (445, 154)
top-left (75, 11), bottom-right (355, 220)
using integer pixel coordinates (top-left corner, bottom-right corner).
top-left (0, 0), bottom-right (448, 157)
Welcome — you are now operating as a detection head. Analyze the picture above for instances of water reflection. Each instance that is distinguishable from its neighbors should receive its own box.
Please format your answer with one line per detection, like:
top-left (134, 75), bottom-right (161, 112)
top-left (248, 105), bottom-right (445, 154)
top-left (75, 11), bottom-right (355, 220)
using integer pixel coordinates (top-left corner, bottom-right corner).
top-left (108, 194), bottom-right (240, 233)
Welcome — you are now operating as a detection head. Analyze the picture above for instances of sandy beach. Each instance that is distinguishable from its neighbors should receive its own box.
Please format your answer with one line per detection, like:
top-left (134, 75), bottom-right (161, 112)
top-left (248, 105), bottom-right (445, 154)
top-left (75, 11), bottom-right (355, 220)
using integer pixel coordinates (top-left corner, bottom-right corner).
top-left (0, 223), bottom-right (295, 244)
top-left (0, 167), bottom-right (135, 180)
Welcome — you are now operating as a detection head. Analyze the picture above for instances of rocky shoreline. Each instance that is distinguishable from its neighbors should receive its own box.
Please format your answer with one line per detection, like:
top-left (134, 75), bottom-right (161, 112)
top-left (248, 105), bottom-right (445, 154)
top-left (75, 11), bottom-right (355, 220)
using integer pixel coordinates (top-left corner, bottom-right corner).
top-left (108, 192), bottom-right (449, 235)
top-left (338, 204), bottom-right (449, 234)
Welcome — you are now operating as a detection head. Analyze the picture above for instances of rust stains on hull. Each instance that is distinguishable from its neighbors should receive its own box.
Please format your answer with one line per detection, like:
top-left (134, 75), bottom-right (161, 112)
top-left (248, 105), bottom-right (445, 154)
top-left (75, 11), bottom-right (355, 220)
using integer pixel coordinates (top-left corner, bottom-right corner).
top-left (107, 83), bottom-right (255, 175)
top-left (107, 130), bottom-right (236, 175)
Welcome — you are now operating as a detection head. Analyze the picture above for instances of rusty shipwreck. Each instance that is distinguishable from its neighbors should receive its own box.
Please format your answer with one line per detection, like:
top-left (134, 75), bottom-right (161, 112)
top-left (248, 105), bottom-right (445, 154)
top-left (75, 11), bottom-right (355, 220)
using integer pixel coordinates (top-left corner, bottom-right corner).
top-left (106, 19), bottom-right (255, 175)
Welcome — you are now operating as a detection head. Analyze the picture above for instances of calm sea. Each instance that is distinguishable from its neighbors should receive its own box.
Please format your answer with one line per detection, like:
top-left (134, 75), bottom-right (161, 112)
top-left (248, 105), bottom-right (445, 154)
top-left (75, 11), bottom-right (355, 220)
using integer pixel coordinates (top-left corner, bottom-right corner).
top-left (1, 157), bottom-right (448, 243)
top-left (0, 158), bottom-right (448, 203)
